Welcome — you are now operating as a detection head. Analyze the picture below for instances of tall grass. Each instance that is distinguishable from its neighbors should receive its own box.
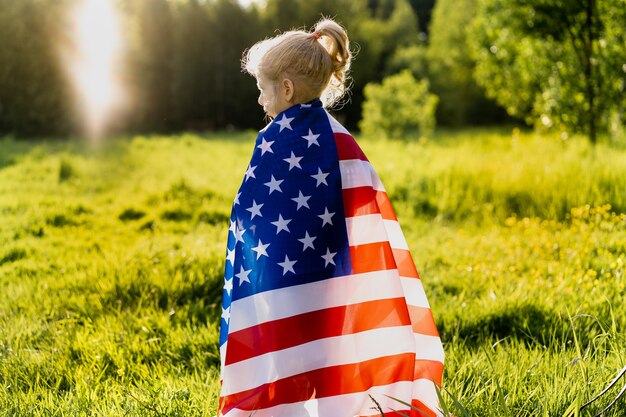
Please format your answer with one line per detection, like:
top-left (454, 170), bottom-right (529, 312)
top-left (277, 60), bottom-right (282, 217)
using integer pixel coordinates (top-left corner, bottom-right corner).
top-left (1, 129), bottom-right (625, 416)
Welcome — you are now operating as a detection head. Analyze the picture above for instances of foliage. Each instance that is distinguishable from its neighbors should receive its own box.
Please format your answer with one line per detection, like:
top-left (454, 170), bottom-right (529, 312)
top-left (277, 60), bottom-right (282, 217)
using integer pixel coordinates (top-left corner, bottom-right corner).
top-left (426, 0), bottom-right (508, 126)
top-left (1, 132), bottom-right (626, 415)
top-left (470, 0), bottom-right (626, 143)
top-left (0, 0), bottom-right (431, 137)
top-left (360, 70), bottom-right (438, 139)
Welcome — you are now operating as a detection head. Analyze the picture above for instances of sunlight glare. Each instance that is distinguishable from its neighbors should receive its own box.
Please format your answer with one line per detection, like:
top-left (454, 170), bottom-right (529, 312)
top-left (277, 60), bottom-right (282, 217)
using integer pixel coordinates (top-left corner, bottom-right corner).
top-left (68, 0), bottom-right (124, 139)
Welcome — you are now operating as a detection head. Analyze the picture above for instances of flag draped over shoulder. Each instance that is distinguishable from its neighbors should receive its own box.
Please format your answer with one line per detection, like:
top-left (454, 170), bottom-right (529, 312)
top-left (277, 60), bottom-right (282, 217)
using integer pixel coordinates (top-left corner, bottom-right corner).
top-left (219, 98), bottom-right (444, 417)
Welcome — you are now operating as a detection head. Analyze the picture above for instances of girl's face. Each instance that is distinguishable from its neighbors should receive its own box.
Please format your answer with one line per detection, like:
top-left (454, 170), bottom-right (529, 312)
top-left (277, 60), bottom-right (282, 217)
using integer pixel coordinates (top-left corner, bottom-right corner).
top-left (257, 75), bottom-right (292, 118)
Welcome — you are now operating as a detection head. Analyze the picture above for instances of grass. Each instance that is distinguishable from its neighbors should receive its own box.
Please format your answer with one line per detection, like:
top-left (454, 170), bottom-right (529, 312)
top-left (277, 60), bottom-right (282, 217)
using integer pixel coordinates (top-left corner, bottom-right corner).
top-left (0, 127), bottom-right (625, 416)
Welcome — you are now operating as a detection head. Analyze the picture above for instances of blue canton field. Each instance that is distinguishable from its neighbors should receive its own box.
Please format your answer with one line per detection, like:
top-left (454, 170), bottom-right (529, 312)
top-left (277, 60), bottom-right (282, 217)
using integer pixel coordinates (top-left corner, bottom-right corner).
top-left (1, 128), bottom-right (625, 416)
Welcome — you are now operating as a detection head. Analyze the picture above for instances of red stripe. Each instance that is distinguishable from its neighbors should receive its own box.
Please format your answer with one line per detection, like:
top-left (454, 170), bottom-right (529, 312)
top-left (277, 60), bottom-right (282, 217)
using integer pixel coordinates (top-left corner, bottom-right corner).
top-left (392, 248), bottom-right (420, 278)
top-left (358, 411), bottom-right (413, 417)
top-left (225, 298), bottom-right (412, 365)
top-left (414, 360), bottom-right (444, 387)
top-left (343, 187), bottom-right (398, 220)
top-left (350, 241), bottom-right (397, 274)
top-left (219, 353), bottom-right (416, 414)
top-left (334, 132), bottom-right (369, 161)
top-left (410, 399), bottom-right (437, 417)
top-left (408, 306), bottom-right (440, 337)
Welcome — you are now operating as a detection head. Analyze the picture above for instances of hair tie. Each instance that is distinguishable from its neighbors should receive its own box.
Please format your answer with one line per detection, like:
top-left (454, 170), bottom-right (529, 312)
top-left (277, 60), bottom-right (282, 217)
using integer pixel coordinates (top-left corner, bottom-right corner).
top-left (311, 32), bottom-right (321, 40)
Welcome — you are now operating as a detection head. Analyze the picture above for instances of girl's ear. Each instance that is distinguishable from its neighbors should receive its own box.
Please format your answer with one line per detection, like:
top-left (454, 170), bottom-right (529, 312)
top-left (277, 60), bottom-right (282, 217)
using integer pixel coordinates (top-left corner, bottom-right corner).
top-left (282, 78), bottom-right (294, 102)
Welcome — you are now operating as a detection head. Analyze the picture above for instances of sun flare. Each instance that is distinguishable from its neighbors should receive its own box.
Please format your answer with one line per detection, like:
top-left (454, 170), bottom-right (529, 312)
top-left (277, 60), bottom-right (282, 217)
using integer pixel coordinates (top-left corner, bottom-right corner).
top-left (68, 0), bottom-right (123, 139)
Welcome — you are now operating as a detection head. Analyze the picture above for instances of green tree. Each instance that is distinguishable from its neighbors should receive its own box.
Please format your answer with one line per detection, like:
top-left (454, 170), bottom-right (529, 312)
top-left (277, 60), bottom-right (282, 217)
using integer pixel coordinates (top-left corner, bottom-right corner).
top-left (427, 0), bottom-right (507, 125)
top-left (470, 0), bottom-right (626, 143)
top-left (360, 70), bottom-right (438, 139)
top-left (0, 0), bottom-right (74, 136)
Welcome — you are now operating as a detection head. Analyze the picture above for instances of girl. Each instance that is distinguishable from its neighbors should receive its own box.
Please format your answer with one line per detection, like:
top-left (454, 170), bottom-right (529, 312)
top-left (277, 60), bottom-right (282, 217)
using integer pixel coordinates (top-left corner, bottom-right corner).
top-left (218, 18), bottom-right (444, 417)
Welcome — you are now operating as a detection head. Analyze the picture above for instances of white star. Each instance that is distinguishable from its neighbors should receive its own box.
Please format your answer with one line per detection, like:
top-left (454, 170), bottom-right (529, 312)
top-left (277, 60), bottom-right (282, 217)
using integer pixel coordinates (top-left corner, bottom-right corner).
top-left (228, 220), bottom-right (236, 234)
top-left (233, 192), bottom-right (241, 205)
top-left (244, 165), bottom-right (257, 181)
top-left (257, 137), bottom-right (274, 155)
top-left (298, 231), bottom-right (316, 251)
top-left (226, 248), bottom-right (235, 265)
top-left (264, 175), bottom-right (283, 194)
top-left (301, 129), bottom-right (320, 147)
top-left (235, 266), bottom-right (251, 285)
top-left (291, 191), bottom-right (311, 210)
top-left (251, 239), bottom-right (270, 260)
top-left (223, 277), bottom-right (233, 296)
top-left (283, 152), bottom-right (303, 171)
top-left (234, 225), bottom-right (246, 243)
top-left (321, 248), bottom-right (337, 267)
top-left (311, 168), bottom-right (329, 187)
top-left (318, 208), bottom-right (335, 227)
top-left (300, 103), bottom-right (312, 108)
top-left (246, 200), bottom-right (264, 219)
top-left (271, 214), bottom-right (291, 234)
top-left (275, 114), bottom-right (294, 132)
top-left (277, 255), bottom-right (297, 275)
top-left (221, 306), bottom-right (231, 323)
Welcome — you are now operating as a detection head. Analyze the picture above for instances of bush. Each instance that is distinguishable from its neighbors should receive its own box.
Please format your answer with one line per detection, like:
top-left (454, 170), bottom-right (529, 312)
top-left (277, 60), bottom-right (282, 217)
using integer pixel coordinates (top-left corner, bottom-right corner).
top-left (359, 70), bottom-right (438, 139)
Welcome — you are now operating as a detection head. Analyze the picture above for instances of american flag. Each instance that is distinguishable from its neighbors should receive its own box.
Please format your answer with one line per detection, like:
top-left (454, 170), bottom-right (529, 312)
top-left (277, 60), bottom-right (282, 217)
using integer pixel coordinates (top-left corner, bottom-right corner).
top-left (218, 98), bottom-right (444, 417)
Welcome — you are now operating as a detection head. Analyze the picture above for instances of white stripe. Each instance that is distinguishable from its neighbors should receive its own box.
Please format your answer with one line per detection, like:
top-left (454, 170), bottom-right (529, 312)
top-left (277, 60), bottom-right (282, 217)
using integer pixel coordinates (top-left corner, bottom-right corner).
top-left (339, 159), bottom-right (386, 191)
top-left (222, 380), bottom-right (415, 417)
top-left (346, 214), bottom-right (387, 246)
top-left (413, 378), bottom-right (444, 417)
top-left (401, 277), bottom-right (431, 308)
top-left (414, 334), bottom-right (445, 363)
top-left (383, 219), bottom-right (409, 250)
top-left (325, 111), bottom-right (350, 135)
top-left (221, 325), bottom-right (415, 396)
top-left (229, 269), bottom-right (404, 332)
top-left (220, 342), bottom-right (227, 372)
top-left (345, 215), bottom-right (411, 251)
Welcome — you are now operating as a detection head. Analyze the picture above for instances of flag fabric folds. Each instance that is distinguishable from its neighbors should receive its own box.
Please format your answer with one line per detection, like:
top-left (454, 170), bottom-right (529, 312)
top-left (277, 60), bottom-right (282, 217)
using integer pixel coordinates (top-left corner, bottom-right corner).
top-left (219, 98), bottom-right (444, 417)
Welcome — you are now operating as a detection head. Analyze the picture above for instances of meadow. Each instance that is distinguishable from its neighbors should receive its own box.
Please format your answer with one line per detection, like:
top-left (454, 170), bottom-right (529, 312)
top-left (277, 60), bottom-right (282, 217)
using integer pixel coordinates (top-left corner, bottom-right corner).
top-left (0, 128), bottom-right (625, 416)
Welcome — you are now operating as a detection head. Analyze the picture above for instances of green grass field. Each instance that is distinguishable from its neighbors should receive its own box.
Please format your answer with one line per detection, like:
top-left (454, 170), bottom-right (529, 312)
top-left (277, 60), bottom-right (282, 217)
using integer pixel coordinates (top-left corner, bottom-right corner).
top-left (1, 128), bottom-right (625, 416)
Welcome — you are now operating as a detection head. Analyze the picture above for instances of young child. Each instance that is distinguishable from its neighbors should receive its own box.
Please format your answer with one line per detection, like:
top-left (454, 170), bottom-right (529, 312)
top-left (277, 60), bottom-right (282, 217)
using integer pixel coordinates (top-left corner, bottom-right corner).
top-left (218, 18), bottom-right (444, 417)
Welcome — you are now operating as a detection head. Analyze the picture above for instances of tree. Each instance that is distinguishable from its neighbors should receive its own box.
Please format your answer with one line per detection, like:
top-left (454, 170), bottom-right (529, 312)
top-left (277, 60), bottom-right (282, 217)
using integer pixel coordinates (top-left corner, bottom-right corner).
top-left (360, 70), bottom-right (438, 139)
top-left (426, 0), bottom-right (508, 125)
top-left (470, 0), bottom-right (626, 143)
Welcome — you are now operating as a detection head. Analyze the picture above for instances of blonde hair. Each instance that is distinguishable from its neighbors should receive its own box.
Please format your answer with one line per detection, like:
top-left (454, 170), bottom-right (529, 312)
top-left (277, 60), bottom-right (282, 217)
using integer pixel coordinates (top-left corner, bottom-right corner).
top-left (242, 18), bottom-right (352, 108)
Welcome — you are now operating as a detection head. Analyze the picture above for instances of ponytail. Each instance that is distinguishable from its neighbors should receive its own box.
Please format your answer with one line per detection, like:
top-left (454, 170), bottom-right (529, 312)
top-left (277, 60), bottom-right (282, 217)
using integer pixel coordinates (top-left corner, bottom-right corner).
top-left (312, 18), bottom-right (352, 106)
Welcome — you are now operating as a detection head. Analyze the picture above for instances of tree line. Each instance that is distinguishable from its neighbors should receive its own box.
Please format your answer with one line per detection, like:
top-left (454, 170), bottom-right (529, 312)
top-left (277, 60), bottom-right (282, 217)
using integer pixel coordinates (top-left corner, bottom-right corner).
top-left (0, 0), bottom-right (623, 141)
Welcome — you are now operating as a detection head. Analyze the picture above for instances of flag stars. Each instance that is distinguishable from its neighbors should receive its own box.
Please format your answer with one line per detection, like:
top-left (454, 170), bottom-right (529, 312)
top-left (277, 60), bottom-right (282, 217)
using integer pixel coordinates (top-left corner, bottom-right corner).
top-left (226, 248), bottom-right (235, 265)
top-left (292, 191), bottom-right (311, 210)
top-left (234, 225), bottom-right (246, 243)
top-left (244, 165), bottom-right (257, 182)
top-left (301, 129), bottom-right (320, 147)
top-left (228, 220), bottom-right (236, 234)
top-left (221, 306), bottom-right (231, 324)
top-left (283, 152), bottom-right (303, 171)
top-left (223, 277), bottom-right (233, 296)
top-left (318, 208), bottom-right (335, 227)
top-left (311, 168), bottom-right (329, 187)
top-left (257, 137), bottom-right (274, 155)
top-left (264, 175), bottom-right (283, 194)
top-left (277, 255), bottom-right (297, 275)
top-left (235, 266), bottom-right (252, 286)
top-left (233, 192), bottom-right (241, 206)
top-left (275, 114), bottom-right (294, 131)
top-left (271, 214), bottom-right (291, 234)
top-left (246, 200), bottom-right (264, 219)
top-left (251, 239), bottom-right (270, 260)
top-left (298, 231), bottom-right (316, 251)
top-left (322, 248), bottom-right (337, 267)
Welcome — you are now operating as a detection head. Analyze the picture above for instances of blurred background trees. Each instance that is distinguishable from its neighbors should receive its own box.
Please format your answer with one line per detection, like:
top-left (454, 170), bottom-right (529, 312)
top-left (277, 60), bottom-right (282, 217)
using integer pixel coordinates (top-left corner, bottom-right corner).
top-left (0, 0), bottom-right (623, 141)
